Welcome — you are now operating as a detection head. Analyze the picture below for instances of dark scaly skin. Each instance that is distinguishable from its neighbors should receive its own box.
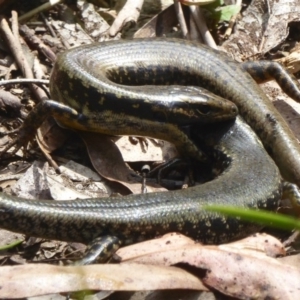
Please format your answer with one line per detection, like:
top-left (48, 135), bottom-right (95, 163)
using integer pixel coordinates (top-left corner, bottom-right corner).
top-left (0, 117), bottom-right (282, 245)
top-left (49, 39), bottom-right (300, 185)
top-left (3, 92), bottom-right (233, 163)
top-left (3, 80), bottom-right (238, 163)
top-left (50, 42), bottom-right (239, 126)
top-left (241, 60), bottom-right (300, 97)
top-left (0, 38), bottom-right (299, 249)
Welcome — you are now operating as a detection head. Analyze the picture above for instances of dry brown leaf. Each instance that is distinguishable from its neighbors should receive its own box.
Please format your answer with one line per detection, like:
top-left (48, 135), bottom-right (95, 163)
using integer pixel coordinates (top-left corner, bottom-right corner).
top-left (115, 136), bottom-right (178, 162)
top-left (77, 0), bottom-right (110, 40)
top-left (279, 253), bottom-right (300, 268)
top-left (49, 160), bottom-right (109, 200)
top-left (134, 4), bottom-right (177, 38)
top-left (117, 233), bottom-right (298, 299)
top-left (223, 0), bottom-right (300, 60)
top-left (201, 249), bottom-right (299, 299)
top-left (117, 232), bottom-right (196, 261)
top-left (218, 233), bottom-right (286, 258)
top-left (0, 263), bottom-right (206, 298)
top-left (81, 131), bottom-right (167, 194)
top-left (261, 81), bottom-right (300, 141)
top-left (117, 233), bottom-right (285, 263)
top-left (11, 161), bottom-right (52, 200)
top-left (36, 118), bottom-right (68, 153)
top-left (51, 20), bottom-right (92, 47)
top-left (11, 159), bottom-right (110, 201)
top-left (277, 46), bottom-right (300, 74)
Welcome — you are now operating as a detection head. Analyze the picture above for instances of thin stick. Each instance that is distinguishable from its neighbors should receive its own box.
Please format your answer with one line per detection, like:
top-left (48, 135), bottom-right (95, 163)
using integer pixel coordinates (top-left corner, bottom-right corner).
top-left (0, 13), bottom-right (48, 101)
top-left (0, 79), bottom-right (49, 86)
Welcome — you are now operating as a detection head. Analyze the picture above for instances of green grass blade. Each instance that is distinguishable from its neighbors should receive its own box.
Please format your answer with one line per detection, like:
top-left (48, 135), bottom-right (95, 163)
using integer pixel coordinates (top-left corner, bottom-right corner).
top-left (204, 205), bottom-right (300, 230)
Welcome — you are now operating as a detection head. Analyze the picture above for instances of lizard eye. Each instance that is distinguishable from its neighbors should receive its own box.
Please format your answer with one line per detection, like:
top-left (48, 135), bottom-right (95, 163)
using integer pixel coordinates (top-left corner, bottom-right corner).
top-left (197, 105), bottom-right (211, 115)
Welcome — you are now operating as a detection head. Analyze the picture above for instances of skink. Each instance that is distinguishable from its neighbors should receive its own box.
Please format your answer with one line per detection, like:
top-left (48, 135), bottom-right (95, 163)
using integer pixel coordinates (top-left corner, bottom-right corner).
top-left (0, 115), bottom-right (282, 245)
top-left (51, 39), bottom-right (300, 185)
top-left (1, 39), bottom-right (300, 253)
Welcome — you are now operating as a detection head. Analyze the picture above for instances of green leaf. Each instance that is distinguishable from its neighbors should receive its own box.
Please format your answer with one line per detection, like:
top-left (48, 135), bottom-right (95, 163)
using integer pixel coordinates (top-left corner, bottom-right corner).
top-left (203, 0), bottom-right (224, 10)
top-left (0, 239), bottom-right (23, 251)
top-left (207, 4), bottom-right (241, 22)
top-left (204, 205), bottom-right (300, 231)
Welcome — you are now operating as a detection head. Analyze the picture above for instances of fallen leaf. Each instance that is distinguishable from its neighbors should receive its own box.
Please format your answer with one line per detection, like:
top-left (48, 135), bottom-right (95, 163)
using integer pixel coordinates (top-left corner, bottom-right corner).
top-left (223, 0), bottom-right (300, 59)
top-left (0, 263), bottom-right (206, 298)
top-left (118, 233), bottom-right (298, 299)
top-left (81, 131), bottom-right (167, 194)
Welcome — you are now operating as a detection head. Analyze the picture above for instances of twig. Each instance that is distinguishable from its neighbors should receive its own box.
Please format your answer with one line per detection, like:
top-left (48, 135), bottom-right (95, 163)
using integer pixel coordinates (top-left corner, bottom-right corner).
top-left (40, 12), bottom-right (57, 38)
top-left (11, 11), bottom-right (19, 38)
top-left (0, 78), bottom-right (50, 97)
top-left (283, 230), bottom-right (300, 247)
top-left (18, 0), bottom-right (62, 23)
top-left (0, 78), bottom-right (49, 86)
top-left (174, 0), bottom-right (189, 39)
top-left (224, 0), bottom-right (242, 39)
top-left (189, 12), bottom-right (202, 41)
top-left (20, 24), bottom-right (57, 63)
top-left (0, 13), bottom-right (48, 101)
top-left (189, 6), bottom-right (217, 48)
